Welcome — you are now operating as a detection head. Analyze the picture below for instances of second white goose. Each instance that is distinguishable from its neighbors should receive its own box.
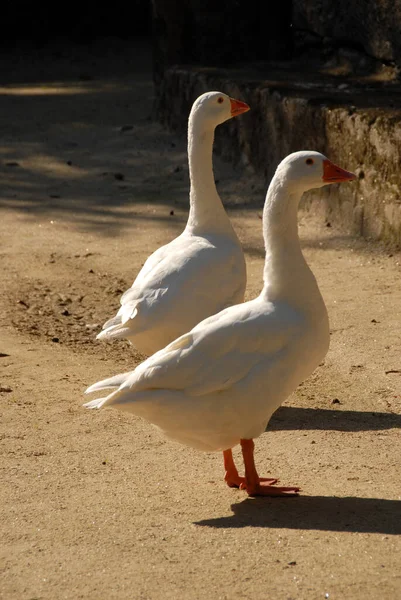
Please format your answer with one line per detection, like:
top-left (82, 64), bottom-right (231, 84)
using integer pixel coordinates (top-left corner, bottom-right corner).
top-left (97, 91), bottom-right (249, 355)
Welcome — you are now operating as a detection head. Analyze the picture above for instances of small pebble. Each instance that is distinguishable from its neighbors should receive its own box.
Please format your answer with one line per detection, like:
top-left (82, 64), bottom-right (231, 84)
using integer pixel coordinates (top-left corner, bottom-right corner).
top-left (331, 398), bottom-right (341, 405)
top-left (0, 386), bottom-right (12, 393)
top-left (170, 210), bottom-right (174, 216)
top-left (51, 337), bottom-right (59, 343)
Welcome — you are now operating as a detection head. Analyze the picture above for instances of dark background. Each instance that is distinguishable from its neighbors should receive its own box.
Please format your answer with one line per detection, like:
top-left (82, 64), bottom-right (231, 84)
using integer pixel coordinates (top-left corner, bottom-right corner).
top-left (0, 3), bottom-right (152, 44)
top-left (3, 1), bottom-right (400, 88)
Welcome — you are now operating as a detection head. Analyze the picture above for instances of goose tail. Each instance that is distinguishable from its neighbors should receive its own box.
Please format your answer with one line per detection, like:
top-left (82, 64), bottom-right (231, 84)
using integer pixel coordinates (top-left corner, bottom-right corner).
top-left (83, 394), bottom-right (113, 410)
top-left (96, 324), bottom-right (131, 341)
top-left (85, 371), bottom-right (132, 395)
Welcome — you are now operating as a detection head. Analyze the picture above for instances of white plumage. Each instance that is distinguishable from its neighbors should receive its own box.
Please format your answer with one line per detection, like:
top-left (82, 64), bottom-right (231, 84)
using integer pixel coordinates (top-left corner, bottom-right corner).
top-left (97, 91), bottom-right (249, 355)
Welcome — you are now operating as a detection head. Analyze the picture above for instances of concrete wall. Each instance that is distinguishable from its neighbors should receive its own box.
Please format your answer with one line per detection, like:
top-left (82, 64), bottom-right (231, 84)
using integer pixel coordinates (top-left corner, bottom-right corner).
top-left (158, 65), bottom-right (401, 246)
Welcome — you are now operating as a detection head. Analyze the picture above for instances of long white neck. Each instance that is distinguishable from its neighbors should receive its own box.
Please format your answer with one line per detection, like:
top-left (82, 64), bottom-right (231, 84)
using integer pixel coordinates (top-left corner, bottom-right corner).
top-left (261, 176), bottom-right (324, 312)
top-left (185, 119), bottom-right (233, 235)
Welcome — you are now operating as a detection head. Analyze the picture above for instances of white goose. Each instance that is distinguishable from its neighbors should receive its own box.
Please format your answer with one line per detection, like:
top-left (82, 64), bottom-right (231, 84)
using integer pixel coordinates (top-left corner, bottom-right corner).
top-left (97, 91), bottom-right (249, 355)
top-left (85, 151), bottom-right (356, 496)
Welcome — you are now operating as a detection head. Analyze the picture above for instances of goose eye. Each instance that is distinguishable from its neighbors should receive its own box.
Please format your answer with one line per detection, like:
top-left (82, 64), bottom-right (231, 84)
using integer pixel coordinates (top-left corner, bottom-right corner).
top-left (217, 97), bottom-right (224, 104)
top-left (306, 158), bottom-right (314, 166)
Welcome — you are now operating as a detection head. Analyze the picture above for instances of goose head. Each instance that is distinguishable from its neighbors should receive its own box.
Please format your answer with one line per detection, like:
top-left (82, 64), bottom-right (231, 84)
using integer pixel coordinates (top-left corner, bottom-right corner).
top-left (189, 91), bottom-right (250, 131)
top-left (276, 151), bottom-right (356, 194)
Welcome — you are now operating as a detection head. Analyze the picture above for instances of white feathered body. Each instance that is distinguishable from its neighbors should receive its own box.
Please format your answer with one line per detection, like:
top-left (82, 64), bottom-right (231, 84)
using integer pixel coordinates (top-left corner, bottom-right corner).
top-left (86, 290), bottom-right (329, 451)
top-left (98, 229), bottom-right (246, 356)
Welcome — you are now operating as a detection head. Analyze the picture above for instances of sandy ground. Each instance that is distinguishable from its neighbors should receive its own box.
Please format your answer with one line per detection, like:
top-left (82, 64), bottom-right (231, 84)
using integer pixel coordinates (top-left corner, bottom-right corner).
top-left (1, 40), bottom-right (400, 600)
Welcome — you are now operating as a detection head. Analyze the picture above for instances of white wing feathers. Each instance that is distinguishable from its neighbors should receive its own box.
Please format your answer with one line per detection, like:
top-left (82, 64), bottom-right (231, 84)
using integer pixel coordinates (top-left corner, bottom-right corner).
top-left (85, 299), bottom-right (300, 410)
top-left (96, 237), bottom-right (179, 339)
top-left (97, 232), bottom-right (245, 345)
top-left (85, 371), bottom-right (135, 394)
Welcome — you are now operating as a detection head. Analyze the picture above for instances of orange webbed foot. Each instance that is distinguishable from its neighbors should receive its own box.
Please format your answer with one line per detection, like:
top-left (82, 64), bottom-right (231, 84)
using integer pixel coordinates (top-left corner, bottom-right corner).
top-left (239, 439), bottom-right (300, 498)
top-left (244, 482), bottom-right (300, 497)
top-left (224, 449), bottom-right (278, 489)
top-left (226, 474), bottom-right (278, 489)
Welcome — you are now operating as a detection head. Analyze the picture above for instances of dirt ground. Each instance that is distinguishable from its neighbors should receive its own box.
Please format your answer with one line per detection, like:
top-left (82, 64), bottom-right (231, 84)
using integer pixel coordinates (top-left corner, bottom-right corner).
top-left (1, 40), bottom-right (400, 600)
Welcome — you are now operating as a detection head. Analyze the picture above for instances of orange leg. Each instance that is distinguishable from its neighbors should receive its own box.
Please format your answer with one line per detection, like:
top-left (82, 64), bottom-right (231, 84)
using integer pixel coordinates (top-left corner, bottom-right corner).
top-left (223, 449), bottom-right (243, 487)
top-left (223, 448), bottom-right (277, 489)
top-left (240, 439), bottom-right (300, 497)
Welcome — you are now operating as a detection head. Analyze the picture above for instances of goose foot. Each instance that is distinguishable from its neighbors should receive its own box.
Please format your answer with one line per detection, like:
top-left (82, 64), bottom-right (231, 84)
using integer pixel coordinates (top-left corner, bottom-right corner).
top-left (243, 483), bottom-right (300, 497)
top-left (223, 448), bottom-right (277, 488)
top-left (227, 475), bottom-right (279, 488)
top-left (240, 438), bottom-right (300, 498)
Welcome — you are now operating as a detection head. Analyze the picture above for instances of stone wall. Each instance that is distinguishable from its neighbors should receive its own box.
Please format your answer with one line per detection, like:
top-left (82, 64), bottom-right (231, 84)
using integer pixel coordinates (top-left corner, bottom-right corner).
top-left (159, 65), bottom-right (401, 246)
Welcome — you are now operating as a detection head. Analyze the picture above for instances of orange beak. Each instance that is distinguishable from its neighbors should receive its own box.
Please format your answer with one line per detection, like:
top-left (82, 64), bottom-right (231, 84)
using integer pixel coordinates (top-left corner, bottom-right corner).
top-left (323, 160), bottom-right (356, 183)
top-left (230, 97), bottom-right (250, 117)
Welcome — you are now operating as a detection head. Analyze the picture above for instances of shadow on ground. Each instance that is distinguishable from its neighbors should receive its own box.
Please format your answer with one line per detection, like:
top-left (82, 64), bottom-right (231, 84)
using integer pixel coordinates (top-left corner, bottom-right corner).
top-left (196, 495), bottom-right (401, 534)
top-left (269, 406), bottom-right (401, 432)
top-left (0, 39), bottom-right (195, 236)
